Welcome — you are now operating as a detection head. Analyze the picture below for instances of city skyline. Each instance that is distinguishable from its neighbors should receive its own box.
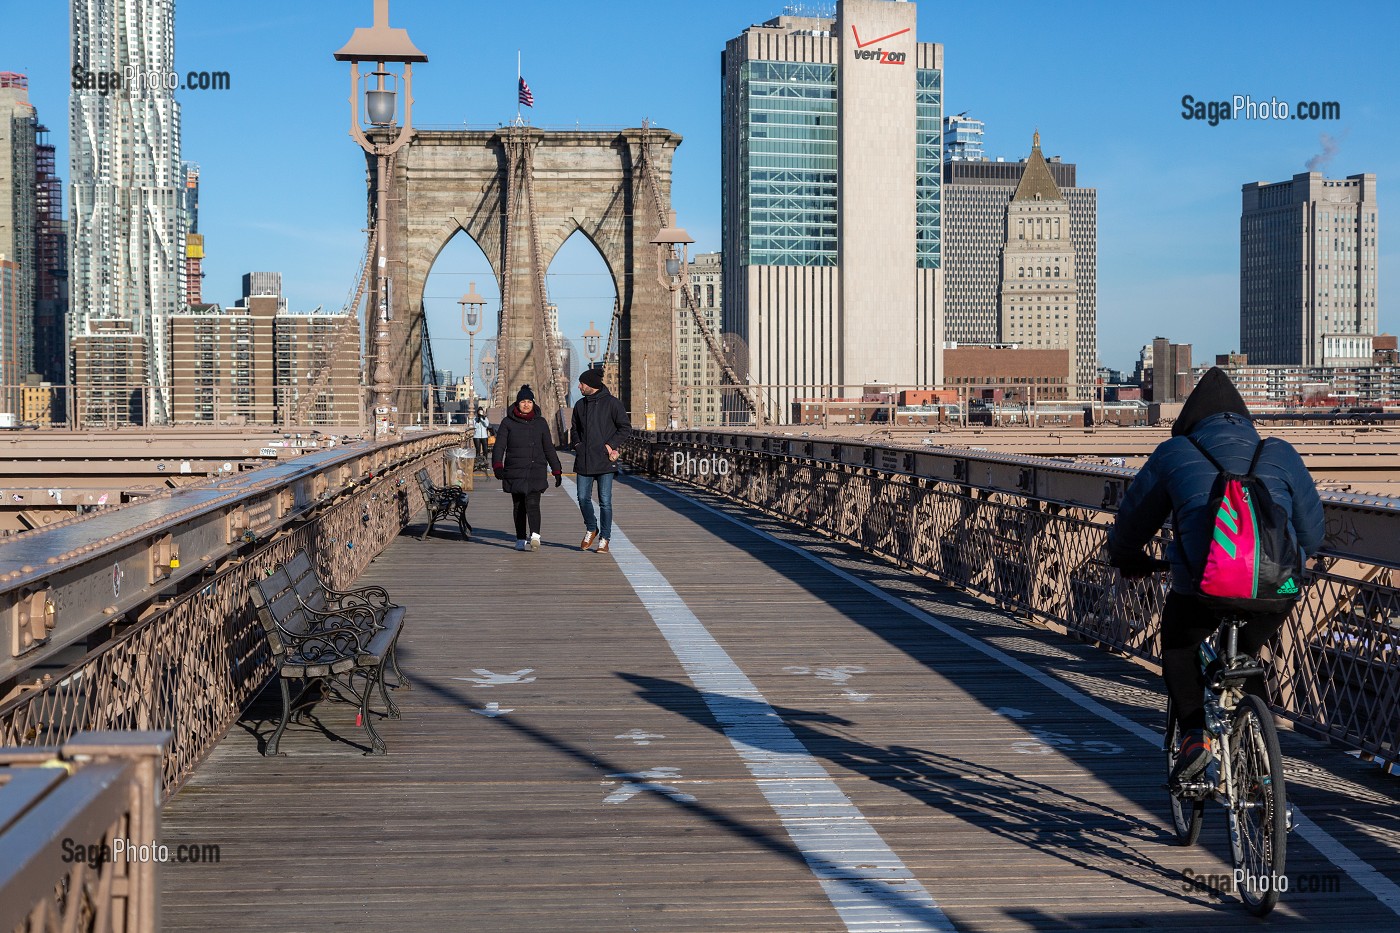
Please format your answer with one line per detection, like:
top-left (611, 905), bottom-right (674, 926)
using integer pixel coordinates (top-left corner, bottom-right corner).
top-left (1, 0), bottom-right (1397, 379)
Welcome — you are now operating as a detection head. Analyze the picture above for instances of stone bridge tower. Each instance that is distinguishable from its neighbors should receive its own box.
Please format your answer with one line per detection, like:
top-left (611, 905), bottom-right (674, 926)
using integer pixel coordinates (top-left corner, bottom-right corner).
top-left (368, 126), bottom-right (681, 430)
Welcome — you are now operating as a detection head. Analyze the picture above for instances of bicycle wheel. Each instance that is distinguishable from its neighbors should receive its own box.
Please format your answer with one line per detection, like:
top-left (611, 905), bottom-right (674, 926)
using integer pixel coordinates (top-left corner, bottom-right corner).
top-left (1227, 694), bottom-right (1287, 916)
top-left (1165, 698), bottom-right (1204, 846)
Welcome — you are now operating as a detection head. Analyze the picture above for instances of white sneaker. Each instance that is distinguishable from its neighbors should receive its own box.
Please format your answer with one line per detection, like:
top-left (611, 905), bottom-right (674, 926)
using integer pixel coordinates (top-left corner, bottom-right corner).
top-left (529, 533), bottom-right (541, 551)
top-left (515, 539), bottom-right (527, 551)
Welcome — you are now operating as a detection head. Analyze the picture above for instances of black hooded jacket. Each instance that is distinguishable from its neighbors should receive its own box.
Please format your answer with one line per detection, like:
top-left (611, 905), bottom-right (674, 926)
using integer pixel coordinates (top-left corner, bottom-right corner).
top-left (492, 403), bottom-right (562, 494)
top-left (1108, 368), bottom-right (1325, 594)
top-left (570, 386), bottom-right (630, 475)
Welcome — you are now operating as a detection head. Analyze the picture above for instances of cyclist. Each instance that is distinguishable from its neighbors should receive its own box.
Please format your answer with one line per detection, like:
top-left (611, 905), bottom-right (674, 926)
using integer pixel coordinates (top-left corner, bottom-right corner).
top-left (1107, 368), bottom-right (1323, 783)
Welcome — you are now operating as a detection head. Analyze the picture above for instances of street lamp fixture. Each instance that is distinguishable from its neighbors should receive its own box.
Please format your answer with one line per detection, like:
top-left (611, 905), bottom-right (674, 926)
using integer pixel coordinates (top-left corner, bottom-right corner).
top-left (651, 212), bottom-right (694, 430)
top-left (582, 321), bottom-right (602, 365)
top-left (480, 345), bottom-right (498, 398)
top-left (458, 282), bottom-right (487, 418)
top-left (335, 0), bottom-right (427, 439)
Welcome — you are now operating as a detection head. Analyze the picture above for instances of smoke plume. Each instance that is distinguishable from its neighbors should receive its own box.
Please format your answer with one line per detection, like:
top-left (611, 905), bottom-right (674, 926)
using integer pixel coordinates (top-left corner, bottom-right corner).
top-left (1305, 132), bottom-right (1342, 172)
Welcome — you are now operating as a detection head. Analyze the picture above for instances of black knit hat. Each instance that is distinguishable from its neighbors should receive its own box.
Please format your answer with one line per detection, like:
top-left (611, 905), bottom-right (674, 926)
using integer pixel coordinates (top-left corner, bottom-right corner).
top-left (1172, 367), bottom-right (1250, 437)
top-left (578, 368), bottom-right (604, 390)
top-left (515, 384), bottom-right (535, 403)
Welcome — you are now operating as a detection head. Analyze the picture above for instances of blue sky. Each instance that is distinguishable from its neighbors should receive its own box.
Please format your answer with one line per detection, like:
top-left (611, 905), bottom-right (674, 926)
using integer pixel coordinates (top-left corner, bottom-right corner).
top-left (4, 0), bottom-right (1398, 381)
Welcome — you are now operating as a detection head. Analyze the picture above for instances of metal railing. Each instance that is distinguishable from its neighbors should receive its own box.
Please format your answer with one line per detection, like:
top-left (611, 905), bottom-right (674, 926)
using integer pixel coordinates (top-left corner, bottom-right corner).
top-left (0, 432), bottom-right (462, 797)
top-left (0, 730), bottom-right (169, 933)
top-left (626, 430), bottom-right (1400, 772)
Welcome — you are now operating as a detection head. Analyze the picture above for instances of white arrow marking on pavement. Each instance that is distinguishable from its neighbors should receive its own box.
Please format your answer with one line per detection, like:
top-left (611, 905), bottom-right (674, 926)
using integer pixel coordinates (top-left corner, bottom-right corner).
top-left (616, 729), bottom-right (666, 746)
top-left (452, 668), bottom-right (536, 687)
top-left (841, 688), bottom-right (871, 703)
top-left (601, 766), bottom-right (707, 805)
top-left (472, 702), bottom-right (513, 718)
top-left (995, 707), bottom-right (1031, 719)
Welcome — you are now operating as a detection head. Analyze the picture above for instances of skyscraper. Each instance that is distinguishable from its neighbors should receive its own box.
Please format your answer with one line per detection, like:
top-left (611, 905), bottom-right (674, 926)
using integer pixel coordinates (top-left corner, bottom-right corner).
top-left (722, 0), bottom-right (943, 420)
top-left (683, 251), bottom-right (725, 425)
top-left (33, 122), bottom-right (68, 397)
top-left (0, 72), bottom-right (36, 410)
top-left (1240, 172), bottom-right (1379, 367)
top-left (183, 163), bottom-right (202, 306)
top-left (999, 133), bottom-right (1079, 376)
top-left (942, 136), bottom-right (1098, 396)
top-left (71, 0), bottom-right (185, 423)
top-left (943, 113), bottom-right (985, 162)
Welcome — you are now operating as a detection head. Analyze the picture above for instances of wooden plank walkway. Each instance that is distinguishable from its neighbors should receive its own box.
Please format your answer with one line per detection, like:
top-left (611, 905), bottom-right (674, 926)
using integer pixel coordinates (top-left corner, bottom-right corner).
top-left (160, 463), bottom-right (1400, 932)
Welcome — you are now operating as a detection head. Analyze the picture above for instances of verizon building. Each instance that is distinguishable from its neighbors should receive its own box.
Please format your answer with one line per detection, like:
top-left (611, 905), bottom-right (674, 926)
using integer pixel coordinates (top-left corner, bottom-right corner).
top-left (722, 0), bottom-right (943, 421)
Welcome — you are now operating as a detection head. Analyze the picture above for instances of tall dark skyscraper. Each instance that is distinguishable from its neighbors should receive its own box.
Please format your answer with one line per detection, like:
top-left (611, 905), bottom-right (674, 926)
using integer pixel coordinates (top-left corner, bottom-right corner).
top-left (1240, 172), bottom-right (1378, 367)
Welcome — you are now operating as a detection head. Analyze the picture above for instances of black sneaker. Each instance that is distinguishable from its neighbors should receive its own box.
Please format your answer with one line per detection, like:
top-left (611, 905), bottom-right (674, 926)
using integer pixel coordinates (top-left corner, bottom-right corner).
top-left (1171, 729), bottom-right (1213, 785)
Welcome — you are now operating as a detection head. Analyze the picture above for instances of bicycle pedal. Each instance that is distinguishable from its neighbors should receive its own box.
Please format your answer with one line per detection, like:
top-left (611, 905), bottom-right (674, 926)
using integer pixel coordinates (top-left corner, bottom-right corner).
top-left (1168, 778), bottom-right (1212, 799)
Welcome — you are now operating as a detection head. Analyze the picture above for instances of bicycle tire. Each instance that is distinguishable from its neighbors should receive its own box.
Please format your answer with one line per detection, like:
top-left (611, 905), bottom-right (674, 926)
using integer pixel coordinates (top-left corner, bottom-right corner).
top-left (1227, 693), bottom-right (1287, 916)
top-left (1165, 697), bottom-right (1204, 846)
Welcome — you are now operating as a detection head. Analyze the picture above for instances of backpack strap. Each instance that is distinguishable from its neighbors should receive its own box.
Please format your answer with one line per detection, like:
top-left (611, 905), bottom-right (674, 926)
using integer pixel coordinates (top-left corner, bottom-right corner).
top-left (1247, 439), bottom-right (1267, 474)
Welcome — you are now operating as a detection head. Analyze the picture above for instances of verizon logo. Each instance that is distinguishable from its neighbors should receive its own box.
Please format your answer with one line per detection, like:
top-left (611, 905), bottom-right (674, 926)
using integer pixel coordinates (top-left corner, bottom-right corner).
top-left (851, 25), bottom-right (910, 64)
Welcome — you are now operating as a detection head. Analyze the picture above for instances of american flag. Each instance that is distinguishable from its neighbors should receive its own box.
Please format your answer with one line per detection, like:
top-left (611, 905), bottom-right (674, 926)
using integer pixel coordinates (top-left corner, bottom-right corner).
top-left (518, 76), bottom-right (534, 108)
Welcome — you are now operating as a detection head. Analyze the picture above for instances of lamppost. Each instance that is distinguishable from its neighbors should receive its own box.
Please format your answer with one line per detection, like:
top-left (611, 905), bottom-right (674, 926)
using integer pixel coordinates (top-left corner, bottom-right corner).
top-left (651, 212), bottom-right (694, 430)
top-left (480, 346), bottom-right (498, 406)
top-left (582, 321), bottom-right (602, 367)
top-left (459, 282), bottom-right (486, 418)
top-left (334, 0), bottom-right (426, 439)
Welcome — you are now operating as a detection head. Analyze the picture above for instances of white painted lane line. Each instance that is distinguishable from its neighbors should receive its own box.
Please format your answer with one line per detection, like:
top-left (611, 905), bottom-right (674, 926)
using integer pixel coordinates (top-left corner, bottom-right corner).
top-left (567, 479), bottom-right (954, 932)
top-left (637, 477), bottom-right (1400, 918)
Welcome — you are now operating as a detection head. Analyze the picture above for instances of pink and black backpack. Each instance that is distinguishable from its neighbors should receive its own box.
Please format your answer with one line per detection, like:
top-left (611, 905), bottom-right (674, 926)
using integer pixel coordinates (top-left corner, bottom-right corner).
top-left (1186, 437), bottom-right (1304, 612)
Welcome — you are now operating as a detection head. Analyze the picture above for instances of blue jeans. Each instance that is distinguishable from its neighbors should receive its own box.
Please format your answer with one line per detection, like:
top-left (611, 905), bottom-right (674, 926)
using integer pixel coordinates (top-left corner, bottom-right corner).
top-left (576, 472), bottom-right (614, 540)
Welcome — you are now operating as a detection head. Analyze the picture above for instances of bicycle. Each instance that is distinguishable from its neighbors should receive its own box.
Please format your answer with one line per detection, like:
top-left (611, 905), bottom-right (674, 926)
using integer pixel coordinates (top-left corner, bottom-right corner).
top-left (1164, 609), bottom-right (1292, 916)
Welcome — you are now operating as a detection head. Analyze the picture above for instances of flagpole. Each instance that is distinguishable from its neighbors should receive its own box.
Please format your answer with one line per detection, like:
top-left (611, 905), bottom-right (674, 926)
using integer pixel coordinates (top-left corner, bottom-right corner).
top-left (516, 50), bottom-right (521, 124)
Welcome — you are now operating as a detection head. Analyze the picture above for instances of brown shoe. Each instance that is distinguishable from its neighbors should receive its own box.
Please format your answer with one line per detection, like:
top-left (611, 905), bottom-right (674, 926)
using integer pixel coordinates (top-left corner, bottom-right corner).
top-left (580, 530), bottom-right (598, 551)
top-left (596, 539), bottom-right (610, 554)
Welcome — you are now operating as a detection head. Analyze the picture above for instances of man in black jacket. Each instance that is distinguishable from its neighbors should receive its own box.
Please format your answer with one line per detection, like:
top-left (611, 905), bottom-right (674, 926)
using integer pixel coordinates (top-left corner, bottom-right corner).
top-left (571, 368), bottom-right (630, 553)
top-left (1108, 368), bottom-right (1324, 783)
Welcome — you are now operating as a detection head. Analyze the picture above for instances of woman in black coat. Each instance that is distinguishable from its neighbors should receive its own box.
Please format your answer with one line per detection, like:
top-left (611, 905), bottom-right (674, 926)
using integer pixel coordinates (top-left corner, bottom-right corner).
top-left (491, 385), bottom-right (563, 550)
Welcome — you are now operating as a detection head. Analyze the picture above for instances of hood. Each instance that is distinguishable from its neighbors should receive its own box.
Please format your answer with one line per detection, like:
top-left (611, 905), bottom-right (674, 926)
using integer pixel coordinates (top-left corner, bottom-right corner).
top-left (1172, 367), bottom-right (1251, 437)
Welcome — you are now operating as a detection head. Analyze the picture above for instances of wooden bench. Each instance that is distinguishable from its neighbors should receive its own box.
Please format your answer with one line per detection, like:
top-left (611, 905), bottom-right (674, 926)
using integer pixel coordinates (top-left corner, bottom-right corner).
top-left (249, 549), bottom-right (407, 756)
top-left (414, 468), bottom-right (471, 540)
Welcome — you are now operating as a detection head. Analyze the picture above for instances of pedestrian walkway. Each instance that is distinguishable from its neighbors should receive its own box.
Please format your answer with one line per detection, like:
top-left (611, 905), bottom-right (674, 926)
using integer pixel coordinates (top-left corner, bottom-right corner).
top-left (160, 463), bottom-right (1400, 932)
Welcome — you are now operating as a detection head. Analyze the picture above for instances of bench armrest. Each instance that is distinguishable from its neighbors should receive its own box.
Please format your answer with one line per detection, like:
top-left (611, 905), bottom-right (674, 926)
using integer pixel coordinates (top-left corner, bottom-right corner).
top-left (290, 602), bottom-right (379, 648)
top-left (274, 618), bottom-right (369, 662)
top-left (324, 583), bottom-right (397, 612)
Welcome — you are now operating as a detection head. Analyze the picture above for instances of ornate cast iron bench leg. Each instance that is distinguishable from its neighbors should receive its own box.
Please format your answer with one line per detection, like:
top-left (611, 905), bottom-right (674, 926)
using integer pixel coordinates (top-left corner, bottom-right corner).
top-left (266, 678), bottom-right (294, 757)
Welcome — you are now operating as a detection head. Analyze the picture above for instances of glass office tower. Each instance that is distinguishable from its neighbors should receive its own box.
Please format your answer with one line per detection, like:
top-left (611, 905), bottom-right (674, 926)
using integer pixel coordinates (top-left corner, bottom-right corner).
top-left (722, 0), bottom-right (943, 422)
